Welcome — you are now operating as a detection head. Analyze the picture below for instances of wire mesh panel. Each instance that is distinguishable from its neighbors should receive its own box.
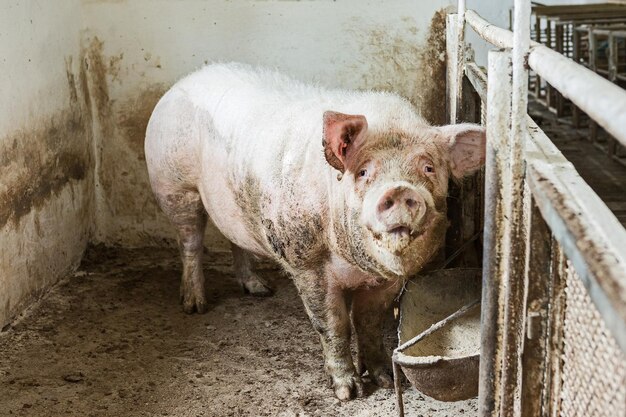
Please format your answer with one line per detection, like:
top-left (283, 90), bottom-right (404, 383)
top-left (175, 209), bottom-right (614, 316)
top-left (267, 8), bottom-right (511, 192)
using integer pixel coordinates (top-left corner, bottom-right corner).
top-left (559, 263), bottom-right (626, 417)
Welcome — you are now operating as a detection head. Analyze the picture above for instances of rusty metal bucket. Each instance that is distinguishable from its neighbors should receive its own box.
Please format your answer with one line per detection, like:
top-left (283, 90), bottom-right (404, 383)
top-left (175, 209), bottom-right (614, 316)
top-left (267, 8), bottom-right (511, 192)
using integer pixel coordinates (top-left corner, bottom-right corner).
top-left (392, 268), bottom-right (482, 414)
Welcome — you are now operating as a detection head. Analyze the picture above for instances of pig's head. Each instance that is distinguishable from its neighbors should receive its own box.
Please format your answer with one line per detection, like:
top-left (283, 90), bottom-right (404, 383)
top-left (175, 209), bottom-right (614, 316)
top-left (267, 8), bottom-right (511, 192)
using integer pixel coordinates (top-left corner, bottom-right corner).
top-left (323, 111), bottom-right (486, 279)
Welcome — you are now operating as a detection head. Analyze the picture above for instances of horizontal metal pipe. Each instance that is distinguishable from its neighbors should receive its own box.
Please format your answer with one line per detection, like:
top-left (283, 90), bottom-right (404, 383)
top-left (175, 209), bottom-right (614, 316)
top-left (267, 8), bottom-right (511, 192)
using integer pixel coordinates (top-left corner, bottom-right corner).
top-left (465, 63), bottom-right (488, 103)
top-left (465, 8), bottom-right (626, 149)
top-left (528, 46), bottom-right (626, 147)
top-left (465, 10), bottom-right (514, 48)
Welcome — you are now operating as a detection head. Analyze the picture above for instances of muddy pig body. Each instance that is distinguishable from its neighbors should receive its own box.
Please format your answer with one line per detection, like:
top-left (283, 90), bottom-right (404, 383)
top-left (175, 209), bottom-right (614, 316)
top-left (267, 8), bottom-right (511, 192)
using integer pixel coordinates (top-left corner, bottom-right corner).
top-left (144, 62), bottom-right (486, 400)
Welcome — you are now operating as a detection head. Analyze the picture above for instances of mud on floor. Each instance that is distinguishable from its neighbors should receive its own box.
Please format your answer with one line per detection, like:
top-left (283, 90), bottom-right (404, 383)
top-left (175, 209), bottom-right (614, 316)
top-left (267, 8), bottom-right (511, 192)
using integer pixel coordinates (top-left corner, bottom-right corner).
top-left (0, 246), bottom-right (477, 417)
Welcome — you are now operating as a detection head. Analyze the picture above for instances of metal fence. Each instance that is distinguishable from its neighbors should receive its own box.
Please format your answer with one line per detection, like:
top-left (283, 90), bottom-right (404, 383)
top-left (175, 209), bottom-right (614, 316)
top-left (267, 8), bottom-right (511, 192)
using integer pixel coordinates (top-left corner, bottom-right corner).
top-left (446, 1), bottom-right (626, 416)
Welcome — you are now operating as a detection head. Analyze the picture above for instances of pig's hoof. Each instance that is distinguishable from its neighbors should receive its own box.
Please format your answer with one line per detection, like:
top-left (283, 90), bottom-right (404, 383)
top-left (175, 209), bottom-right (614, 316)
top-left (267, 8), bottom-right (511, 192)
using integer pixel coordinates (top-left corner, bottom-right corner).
top-left (370, 368), bottom-right (394, 389)
top-left (372, 371), bottom-right (393, 388)
top-left (333, 375), bottom-right (365, 401)
top-left (180, 293), bottom-right (208, 314)
top-left (242, 274), bottom-right (273, 297)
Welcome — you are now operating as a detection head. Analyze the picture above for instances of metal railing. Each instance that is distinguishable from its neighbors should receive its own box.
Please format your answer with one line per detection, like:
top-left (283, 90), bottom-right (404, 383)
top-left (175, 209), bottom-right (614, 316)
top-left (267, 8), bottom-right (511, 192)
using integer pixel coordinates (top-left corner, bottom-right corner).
top-left (446, 1), bottom-right (626, 416)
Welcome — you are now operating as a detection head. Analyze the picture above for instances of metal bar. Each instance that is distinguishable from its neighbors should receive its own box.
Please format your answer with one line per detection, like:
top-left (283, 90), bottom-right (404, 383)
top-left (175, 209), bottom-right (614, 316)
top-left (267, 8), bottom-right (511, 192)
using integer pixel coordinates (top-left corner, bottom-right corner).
top-left (393, 361), bottom-right (404, 417)
top-left (456, 0), bottom-right (466, 123)
top-left (526, 162), bottom-right (626, 353)
top-left (465, 8), bottom-right (626, 149)
top-left (447, 13), bottom-right (460, 124)
top-left (609, 33), bottom-right (618, 81)
top-left (554, 24), bottom-right (565, 116)
top-left (520, 199), bottom-right (553, 417)
top-left (498, 1), bottom-right (532, 414)
top-left (524, 110), bottom-right (626, 351)
top-left (534, 14), bottom-right (543, 97)
top-left (465, 62), bottom-right (487, 103)
top-left (529, 39), bottom-right (626, 148)
top-left (533, 4), bottom-right (626, 15)
top-left (479, 49), bottom-right (512, 417)
top-left (466, 10), bottom-right (514, 48)
top-left (546, 240), bottom-right (566, 416)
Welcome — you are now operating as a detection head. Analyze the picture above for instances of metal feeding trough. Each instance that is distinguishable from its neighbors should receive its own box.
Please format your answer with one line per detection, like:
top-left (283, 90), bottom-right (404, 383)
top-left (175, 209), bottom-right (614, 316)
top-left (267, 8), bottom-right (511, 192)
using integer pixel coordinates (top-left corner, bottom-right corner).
top-left (392, 268), bottom-right (482, 415)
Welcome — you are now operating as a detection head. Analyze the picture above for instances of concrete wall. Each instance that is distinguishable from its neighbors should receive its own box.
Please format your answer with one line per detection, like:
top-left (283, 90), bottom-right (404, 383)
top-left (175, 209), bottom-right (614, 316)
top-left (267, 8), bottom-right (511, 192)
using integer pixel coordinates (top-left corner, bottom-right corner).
top-left (0, 1), bottom-right (94, 327)
top-left (80, 0), bottom-right (458, 249)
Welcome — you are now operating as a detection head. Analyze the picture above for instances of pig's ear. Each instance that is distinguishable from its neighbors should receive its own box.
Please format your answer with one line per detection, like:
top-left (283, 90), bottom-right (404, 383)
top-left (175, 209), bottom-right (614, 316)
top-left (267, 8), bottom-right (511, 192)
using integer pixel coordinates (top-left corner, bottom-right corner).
top-left (322, 111), bottom-right (368, 173)
top-left (439, 124), bottom-right (486, 179)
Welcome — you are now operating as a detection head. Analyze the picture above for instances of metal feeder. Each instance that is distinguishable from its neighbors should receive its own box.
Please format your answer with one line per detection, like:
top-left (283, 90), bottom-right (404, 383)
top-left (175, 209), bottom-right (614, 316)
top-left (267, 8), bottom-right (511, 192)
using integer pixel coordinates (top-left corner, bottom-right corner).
top-left (392, 268), bottom-right (482, 416)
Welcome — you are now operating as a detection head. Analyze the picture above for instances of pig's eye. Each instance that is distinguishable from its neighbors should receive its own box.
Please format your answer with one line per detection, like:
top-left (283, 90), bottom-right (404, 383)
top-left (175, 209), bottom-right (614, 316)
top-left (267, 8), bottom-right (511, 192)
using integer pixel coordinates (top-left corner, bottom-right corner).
top-left (424, 165), bottom-right (435, 174)
top-left (358, 169), bottom-right (368, 178)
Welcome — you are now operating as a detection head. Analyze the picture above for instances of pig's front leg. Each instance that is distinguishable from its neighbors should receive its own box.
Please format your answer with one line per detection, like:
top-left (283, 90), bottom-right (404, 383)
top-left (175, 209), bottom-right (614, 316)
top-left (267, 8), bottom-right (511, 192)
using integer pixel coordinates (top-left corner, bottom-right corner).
top-left (352, 280), bottom-right (403, 389)
top-left (293, 271), bottom-right (364, 401)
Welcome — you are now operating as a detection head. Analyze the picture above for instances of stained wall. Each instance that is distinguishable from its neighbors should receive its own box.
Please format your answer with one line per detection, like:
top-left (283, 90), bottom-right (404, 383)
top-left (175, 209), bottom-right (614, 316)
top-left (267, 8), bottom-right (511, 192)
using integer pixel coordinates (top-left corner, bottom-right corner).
top-left (0, 1), bottom-right (94, 327)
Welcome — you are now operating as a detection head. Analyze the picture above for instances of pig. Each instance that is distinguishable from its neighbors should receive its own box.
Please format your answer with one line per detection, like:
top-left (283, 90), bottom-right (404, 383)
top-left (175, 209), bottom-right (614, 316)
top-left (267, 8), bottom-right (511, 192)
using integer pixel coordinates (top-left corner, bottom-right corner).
top-left (144, 63), bottom-right (485, 401)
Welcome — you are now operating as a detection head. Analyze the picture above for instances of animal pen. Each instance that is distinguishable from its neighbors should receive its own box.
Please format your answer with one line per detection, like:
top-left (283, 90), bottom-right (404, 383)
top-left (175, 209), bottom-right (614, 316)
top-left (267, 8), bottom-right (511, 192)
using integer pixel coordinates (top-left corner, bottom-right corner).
top-left (0, 1), bottom-right (625, 416)
top-left (442, 0), bottom-right (626, 416)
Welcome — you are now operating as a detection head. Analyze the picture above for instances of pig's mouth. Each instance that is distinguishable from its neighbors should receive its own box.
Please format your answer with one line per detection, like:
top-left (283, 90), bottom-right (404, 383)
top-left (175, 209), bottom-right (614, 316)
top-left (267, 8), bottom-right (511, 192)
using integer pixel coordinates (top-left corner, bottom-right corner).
top-left (387, 225), bottom-right (418, 239)
top-left (367, 215), bottom-right (435, 256)
top-left (368, 223), bottom-right (422, 254)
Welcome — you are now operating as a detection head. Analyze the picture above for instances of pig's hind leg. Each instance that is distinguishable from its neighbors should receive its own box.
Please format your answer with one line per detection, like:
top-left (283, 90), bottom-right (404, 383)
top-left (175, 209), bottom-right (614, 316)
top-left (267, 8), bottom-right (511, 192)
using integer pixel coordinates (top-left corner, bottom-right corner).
top-left (231, 244), bottom-right (273, 296)
top-left (154, 185), bottom-right (209, 314)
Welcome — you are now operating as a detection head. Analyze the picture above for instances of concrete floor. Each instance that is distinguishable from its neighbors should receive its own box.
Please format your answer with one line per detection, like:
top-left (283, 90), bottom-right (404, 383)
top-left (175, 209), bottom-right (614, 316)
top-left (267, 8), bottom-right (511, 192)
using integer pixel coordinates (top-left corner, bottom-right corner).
top-left (0, 246), bottom-right (477, 417)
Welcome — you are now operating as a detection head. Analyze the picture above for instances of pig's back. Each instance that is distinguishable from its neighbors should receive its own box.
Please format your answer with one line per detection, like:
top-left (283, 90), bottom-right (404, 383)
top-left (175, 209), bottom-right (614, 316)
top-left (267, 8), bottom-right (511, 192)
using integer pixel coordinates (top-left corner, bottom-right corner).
top-left (148, 63), bottom-right (425, 259)
top-left (171, 63), bottom-right (425, 178)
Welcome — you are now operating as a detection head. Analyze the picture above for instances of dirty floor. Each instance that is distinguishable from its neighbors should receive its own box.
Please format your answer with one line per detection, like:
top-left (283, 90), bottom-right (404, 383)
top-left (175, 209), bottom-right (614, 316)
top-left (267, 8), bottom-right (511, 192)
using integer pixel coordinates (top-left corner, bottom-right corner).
top-left (0, 246), bottom-right (477, 417)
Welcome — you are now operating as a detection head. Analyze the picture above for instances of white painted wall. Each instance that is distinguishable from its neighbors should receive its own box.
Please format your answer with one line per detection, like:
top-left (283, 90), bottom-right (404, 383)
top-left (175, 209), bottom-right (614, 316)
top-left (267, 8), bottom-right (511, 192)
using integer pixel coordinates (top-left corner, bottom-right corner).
top-left (0, 0), bottom-right (93, 327)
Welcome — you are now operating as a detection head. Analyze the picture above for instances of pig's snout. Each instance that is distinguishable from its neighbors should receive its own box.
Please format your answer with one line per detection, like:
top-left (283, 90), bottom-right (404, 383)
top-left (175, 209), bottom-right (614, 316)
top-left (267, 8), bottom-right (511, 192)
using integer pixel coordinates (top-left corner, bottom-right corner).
top-left (376, 185), bottom-right (425, 230)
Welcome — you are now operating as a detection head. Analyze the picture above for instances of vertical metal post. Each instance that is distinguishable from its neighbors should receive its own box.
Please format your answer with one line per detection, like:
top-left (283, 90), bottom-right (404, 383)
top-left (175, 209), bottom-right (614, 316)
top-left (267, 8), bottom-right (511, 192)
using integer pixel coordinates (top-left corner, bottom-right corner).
top-left (393, 360), bottom-right (405, 417)
top-left (608, 33), bottom-right (618, 159)
top-left (520, 200), bottom-right (553, 417)
top-left (447, 13), bottom-right (460, 124)
top-left (608, 33), bottom-right (618, 82)
top-left (554, 24), bottom-right (565, 116)
top-left (499, 1), bottom-right (531, 415)
top-left (447, 0), bottom-right (465, 124)
top-left (545, 19), bottom-right (553, 105)
top-left (456, 0), bottom-right (466, 122)
top-left (572, 27), bottom-right (581, 128)
top-left (533, 12), bottom-right (542, 97)
top-left (479, 48), bottom-right (512, 417)
top-left (588, 27), bottom-right (598, 145)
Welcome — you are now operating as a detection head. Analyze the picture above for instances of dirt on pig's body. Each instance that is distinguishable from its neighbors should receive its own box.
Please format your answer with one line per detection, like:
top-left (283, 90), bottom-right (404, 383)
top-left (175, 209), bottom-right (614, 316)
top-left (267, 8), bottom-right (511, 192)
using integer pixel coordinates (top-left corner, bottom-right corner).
top-left (0, 246), bottom-right (477, 417)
